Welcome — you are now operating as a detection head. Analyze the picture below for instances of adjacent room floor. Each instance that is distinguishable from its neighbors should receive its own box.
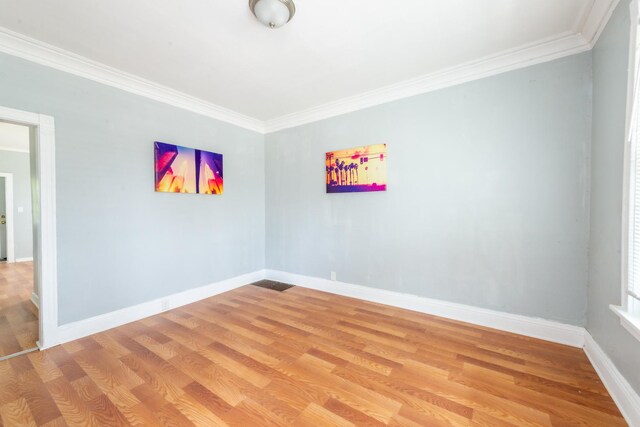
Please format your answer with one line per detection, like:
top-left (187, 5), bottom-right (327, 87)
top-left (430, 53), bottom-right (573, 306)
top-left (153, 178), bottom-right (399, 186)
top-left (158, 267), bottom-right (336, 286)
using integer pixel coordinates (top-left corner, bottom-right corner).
top-left (0, 261), bottom-right (37, 358)
top-left (0, 284), bottom-right (626, 426)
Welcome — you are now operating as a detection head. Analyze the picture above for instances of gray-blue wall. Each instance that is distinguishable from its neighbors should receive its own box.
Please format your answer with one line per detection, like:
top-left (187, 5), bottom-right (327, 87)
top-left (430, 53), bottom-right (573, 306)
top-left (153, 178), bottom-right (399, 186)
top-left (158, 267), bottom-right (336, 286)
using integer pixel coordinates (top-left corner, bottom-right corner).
top-left (266, 53), bottom-right (592, 326)
top-left (6, 17), bottom-right (640, 398)
top-left (0, 150), bottom-right (33, 260)
top-left (0, 52), bottom-right (265, 325)
top-left (588, 0), bottom-right (640, 394)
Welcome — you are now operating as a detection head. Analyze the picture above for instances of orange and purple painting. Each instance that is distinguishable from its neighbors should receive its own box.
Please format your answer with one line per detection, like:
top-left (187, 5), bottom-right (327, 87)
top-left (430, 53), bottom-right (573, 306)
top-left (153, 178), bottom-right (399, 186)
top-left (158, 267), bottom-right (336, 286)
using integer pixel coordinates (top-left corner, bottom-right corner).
top-left (154, 141), bottom-right (223, 195)
top-left (326, 144), bottom-right (387, 193)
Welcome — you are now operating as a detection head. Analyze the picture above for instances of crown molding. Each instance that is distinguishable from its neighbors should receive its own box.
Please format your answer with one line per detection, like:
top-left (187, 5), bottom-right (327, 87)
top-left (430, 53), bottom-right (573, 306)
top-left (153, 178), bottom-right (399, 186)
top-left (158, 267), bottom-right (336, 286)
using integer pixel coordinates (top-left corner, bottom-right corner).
top-left (264, 0), bottom-right (622, 133)
top-left (0, 27), bottom-right (265, 134)
top-left (0, 0), bottom-right (623, 135)
top-left (581, 0), bottom-right (621, 48)
top-left (263, 33), bottom-right (590, 133)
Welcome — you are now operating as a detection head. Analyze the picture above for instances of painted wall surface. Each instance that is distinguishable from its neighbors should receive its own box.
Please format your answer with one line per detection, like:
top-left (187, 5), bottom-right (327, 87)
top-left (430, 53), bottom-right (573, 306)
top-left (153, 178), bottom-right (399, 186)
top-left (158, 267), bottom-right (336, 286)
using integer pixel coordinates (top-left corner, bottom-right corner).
top-left (0, 52), bottom-right (265, 325)
top-left (0, 150), bottom-right (33, 260)
top-left (588, 0), bottom-right (640, 393)
top-left (266, 53), bottom-right (592, 326)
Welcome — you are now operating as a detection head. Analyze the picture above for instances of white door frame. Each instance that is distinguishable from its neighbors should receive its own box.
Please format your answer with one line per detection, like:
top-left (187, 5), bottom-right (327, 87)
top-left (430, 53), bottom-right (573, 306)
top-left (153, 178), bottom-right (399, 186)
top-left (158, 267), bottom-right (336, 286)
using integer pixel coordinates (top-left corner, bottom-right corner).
top-left (0, 106), bottom-right (57, 349)
top-left (0, 172), bottom-right (15, 263)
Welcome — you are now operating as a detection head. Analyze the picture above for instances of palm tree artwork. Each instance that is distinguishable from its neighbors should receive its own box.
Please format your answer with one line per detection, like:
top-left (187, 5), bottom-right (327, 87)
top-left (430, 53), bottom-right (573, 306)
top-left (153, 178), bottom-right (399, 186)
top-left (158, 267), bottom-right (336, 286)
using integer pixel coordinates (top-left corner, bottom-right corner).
top-left (325, 144), bottom-right (387, 194)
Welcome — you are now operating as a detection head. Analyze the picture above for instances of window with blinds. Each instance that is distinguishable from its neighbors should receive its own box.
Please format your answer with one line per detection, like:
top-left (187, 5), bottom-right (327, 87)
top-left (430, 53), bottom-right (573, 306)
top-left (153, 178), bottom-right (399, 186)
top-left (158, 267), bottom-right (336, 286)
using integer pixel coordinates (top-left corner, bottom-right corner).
top-left (627, 12), bottom-right (640, 318)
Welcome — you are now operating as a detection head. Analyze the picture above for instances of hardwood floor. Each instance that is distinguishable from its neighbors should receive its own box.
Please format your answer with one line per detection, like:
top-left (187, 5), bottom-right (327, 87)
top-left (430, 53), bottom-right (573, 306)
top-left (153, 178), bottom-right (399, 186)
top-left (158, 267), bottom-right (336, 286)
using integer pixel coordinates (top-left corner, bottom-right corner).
top-left (0, 261), bottom-right (37, 357)
top-left (0, 284), bottom-right (627, 426)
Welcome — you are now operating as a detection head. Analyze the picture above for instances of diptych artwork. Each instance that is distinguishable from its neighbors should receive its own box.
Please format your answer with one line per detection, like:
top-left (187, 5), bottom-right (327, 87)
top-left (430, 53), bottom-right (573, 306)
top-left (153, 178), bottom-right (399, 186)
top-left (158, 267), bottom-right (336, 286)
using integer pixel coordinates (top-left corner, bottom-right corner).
top-left (154, 141), bottom-right (223, 194)
top-left (326, 144), bottom-right (387, 193)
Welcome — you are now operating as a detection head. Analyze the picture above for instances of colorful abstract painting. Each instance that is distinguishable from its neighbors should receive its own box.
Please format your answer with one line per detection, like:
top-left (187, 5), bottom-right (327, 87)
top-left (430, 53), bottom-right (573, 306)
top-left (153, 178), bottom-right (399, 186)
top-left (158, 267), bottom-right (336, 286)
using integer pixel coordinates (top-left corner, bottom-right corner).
top-left (154, 141), bottom-right (223, 195)
top-left (326, 144), bottom-right (387, 193)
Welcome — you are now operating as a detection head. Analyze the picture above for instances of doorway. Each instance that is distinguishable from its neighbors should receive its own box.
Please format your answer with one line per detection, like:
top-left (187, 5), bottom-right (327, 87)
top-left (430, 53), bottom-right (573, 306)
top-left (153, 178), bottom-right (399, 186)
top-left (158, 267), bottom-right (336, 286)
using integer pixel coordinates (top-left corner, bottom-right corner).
top-left (0, 172), bottom-right (16, 264)
top-left (0, 106), bottom-right (57, 356)
top-left (0, 123), bottom-right (37, 359)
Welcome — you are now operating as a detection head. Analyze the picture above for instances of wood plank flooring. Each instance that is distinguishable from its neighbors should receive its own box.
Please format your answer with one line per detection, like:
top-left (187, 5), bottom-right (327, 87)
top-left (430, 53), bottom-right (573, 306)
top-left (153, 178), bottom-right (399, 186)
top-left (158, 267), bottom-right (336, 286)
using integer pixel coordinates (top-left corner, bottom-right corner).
top-left (0, 261), bottom-right (38, 357)
top-left (0, 284), bottom-right (627, 426)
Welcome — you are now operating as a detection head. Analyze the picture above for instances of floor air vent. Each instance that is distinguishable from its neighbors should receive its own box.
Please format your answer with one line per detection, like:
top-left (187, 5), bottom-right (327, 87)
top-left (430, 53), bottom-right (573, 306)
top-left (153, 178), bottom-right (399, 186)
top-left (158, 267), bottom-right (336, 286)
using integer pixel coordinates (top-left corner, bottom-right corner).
top-left (250, 280), bottom-right (295, 292)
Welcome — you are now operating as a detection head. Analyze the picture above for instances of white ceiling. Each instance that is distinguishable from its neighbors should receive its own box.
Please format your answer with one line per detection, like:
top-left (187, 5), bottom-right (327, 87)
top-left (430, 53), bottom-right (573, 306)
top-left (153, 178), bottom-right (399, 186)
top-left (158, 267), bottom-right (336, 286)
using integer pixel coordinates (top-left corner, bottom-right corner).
top-left (0, 122), bottom-right (29, 152)
top-left (0, 0), bottom-right (614, 131)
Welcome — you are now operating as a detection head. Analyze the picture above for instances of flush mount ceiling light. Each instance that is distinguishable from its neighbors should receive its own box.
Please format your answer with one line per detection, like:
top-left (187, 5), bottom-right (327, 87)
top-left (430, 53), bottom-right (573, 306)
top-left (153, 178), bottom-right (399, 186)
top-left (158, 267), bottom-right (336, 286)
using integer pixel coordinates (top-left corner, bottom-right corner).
top-left (249, 0), bottom-right (295, 29)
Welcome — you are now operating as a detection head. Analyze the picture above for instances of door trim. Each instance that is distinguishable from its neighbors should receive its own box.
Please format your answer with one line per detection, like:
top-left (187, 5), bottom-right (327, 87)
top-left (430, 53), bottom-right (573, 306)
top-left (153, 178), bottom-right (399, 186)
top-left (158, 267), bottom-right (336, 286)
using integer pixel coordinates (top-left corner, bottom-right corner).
top-left (0, 106), bottom-right (57, 349)
top-left (0, 172), bottom-right (15, 263)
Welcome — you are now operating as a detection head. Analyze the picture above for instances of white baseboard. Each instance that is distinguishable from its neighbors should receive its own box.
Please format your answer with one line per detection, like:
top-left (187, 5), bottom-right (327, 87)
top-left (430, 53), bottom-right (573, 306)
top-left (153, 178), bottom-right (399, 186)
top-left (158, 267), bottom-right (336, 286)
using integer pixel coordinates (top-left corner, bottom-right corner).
top-left (51, 268), bottom-right (585, 349)
top-left (15, 257), bottom-right (33, 262)
top-left (584, 332), bottom-right (640, 427)
top-left (30, 291), bottom-right (39, 309)
top-left (264, 269), bottom-right (585, 348)
top-left (54, 270), bottom-right (266, 346)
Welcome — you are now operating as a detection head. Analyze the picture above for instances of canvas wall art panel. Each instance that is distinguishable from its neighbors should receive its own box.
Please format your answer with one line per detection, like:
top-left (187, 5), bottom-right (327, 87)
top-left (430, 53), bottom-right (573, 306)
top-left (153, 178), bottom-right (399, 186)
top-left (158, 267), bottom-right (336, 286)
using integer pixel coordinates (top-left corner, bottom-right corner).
top-left (154, 141), bottom-right (223, 194)
top-left (326, 144), bottom-right (387, 193)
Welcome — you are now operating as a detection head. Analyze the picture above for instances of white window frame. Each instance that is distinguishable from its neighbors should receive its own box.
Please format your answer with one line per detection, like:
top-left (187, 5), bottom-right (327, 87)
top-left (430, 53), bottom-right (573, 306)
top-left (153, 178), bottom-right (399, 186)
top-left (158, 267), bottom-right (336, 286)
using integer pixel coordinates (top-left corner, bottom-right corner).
top-left (612, 0), bottom-right (640, 342)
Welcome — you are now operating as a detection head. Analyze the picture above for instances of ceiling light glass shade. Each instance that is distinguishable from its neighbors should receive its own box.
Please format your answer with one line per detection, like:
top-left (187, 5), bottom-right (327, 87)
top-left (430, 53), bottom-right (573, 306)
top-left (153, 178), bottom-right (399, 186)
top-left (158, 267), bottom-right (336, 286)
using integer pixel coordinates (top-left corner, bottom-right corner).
top-left (249, 0), bottom-right (295, 29)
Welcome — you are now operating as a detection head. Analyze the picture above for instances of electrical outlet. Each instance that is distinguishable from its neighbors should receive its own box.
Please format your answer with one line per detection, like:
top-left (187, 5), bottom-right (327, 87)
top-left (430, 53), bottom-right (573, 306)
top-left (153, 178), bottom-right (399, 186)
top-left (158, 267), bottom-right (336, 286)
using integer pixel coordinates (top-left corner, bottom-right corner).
top-left (330, 271), bottom-right (336, 281)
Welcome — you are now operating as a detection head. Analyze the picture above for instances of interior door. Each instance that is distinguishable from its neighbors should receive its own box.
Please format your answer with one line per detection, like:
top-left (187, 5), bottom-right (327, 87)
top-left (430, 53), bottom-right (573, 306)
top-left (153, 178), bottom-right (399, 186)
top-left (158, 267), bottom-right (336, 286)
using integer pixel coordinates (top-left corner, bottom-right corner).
top-left (0, 177), bottom-right (5, 260)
